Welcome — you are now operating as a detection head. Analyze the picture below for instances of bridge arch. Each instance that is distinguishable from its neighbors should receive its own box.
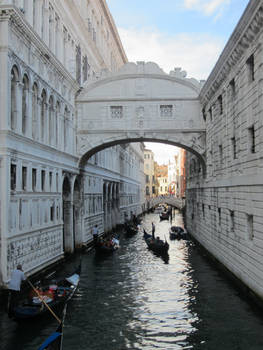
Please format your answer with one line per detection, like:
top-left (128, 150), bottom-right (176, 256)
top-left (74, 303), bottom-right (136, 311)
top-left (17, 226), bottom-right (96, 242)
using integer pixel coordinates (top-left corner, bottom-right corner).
top-left (78, 137), bottom-right (206, 175)
top-left (76, 62), bottom-right (206, 173)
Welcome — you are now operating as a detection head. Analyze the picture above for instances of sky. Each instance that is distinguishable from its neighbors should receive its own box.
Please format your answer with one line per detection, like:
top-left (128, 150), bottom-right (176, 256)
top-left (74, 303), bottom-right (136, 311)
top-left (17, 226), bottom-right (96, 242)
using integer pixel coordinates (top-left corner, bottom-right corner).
top-left (107, 0), bottom-right (250, 164)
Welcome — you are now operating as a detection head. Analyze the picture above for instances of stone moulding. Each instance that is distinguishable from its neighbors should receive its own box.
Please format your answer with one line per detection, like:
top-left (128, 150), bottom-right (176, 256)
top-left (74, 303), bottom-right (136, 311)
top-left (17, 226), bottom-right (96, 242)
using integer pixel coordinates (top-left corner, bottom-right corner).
top-left (200, 2), bottom-right (263, 104)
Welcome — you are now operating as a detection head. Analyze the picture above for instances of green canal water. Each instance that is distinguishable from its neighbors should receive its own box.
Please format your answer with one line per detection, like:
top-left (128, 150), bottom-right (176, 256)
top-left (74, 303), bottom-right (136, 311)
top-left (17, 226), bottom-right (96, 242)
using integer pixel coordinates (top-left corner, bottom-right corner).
top-left (1, 210), bottom-right (263, 349)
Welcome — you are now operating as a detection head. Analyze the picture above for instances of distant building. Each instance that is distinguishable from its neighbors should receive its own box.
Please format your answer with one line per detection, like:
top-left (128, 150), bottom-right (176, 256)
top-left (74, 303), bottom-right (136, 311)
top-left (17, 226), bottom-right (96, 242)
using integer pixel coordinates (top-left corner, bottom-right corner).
top-left (144, 149), bottom-right (156, 198)
top-left (156, 164), bottom-right (168, 195)
top-left (178, 149), bottom-right (186, 198)
top-left (168, 155), bottom-right (179, 195)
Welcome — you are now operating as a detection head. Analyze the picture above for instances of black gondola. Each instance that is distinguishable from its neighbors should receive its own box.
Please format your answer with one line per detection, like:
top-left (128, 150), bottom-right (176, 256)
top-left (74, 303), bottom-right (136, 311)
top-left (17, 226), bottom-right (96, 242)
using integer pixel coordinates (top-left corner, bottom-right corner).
top-left (143, 229), bottom-right (169, 255)
top-left (169, 226), bottom-right (188, 240)
top-left (159, 212), bottom-right (170, 221)
top-left (124, 223), bottom-right (138, 236)
top-left (37, 300), bottom-right (68, 350)
top-left (95, 237), bottom-right (120, 254)
top-left (12, 263), bottom-right (81, 322)
top-left (38, 321), bottom-right (63, 350)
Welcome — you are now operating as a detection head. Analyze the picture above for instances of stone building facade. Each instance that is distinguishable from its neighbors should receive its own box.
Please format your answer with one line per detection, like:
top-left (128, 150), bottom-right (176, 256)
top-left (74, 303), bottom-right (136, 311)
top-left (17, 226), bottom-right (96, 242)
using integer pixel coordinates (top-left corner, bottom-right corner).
top-left (186, 1), bottom-right (263, 300)
top-left (144, 148), bottom-right (156, 199)
top-left (0, 0), bottom-right (144, 286)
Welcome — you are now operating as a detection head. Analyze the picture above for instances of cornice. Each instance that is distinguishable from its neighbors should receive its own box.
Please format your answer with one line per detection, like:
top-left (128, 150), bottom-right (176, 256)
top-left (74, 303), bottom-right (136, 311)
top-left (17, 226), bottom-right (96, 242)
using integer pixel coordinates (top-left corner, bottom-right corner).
top-left (98, 0), bottom-right (128, 64)
top-left (200, 1), bottom-right (263, 105)
top-left (0, 5), bottom-right (79, 92)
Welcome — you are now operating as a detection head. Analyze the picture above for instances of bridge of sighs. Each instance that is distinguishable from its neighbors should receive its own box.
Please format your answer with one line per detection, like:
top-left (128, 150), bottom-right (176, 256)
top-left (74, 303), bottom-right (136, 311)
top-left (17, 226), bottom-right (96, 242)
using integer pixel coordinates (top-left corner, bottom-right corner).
top-left (75, 61), bottom-right (206, 172)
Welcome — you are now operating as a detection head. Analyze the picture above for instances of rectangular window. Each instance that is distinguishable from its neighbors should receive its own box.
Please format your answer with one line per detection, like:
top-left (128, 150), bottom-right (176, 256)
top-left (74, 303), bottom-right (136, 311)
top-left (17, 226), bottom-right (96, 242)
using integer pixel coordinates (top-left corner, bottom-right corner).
top-left (247, 214), bottom-right (254, 240)
top-left (231, 137), bottom-right (237, 159)
top-left (202, 107), bottom-right (206, 121)
top-left (145, 175), bottom-right (149, 183)
top-left (49, 172), bottom-right (53, 191)
top-left (10, 164), bottom-right (16, 190)
top-left (41, 170), bottom-right (45, 191)
top-left (218, 207), bottom-right (221, 226)
top-left (219, 145), bottom-right (223, 166)
top-left (248, 126), bottom-right (255, 153)
top-left (246, 54), bottom-right (255, 82)
top-left (22, 166), bottom-right (27, 191)
top-left (152, 186), bottom-right (155, 194)
top-left (218, 95), bottom-right (223, 114)
top-left (50, 205), bottom-right (54, 222)
top-left (229, 78), bottom-right (236, 99)
top-left (160, 105), bottom-right (173, 117)
top-left (110, 106), bottom-right (123, 118)
top-left (32, 168), bottom-right (37, 191)
top-left (230, 210), bottom-right (234, 231)
top-left (209, 107), bottom-right (212, 121)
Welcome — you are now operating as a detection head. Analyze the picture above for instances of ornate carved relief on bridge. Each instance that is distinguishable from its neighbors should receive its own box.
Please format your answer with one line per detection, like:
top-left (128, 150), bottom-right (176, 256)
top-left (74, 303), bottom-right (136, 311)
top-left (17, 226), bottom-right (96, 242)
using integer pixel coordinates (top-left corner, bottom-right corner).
top-left (76, 62), bottom-right (206, 170)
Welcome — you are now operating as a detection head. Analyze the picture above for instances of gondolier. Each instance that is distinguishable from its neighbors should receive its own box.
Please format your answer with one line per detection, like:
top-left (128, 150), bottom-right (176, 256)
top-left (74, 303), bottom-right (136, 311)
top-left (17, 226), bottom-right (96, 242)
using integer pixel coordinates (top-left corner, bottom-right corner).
top-left (152, 222), bottom-right (155, 239)
top-left (92, 224), bottom-right (99, 243)
top-left (8, 264), bottom-right (26, 317)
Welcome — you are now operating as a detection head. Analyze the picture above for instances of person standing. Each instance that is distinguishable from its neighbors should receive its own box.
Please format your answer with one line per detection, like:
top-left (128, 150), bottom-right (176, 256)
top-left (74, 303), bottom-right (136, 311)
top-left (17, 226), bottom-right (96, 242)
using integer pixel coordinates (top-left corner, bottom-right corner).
top-left (8, 264), bottom-right (26, 317)
top-left (152, 222), bottom-right (156, 239)
top-left (92, 224), bottom-right (99, 243)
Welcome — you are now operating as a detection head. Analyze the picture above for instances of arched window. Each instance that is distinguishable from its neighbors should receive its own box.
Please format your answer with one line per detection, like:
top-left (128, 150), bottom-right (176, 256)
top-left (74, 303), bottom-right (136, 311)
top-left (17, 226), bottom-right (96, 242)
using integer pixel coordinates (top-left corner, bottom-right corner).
top-left (11, 66), bottom-right (19, 131)
top-left (41, 89), bottom-right (47, 142)
top-left (48, 95), bottom-right (54, 145)
top-left (22, 74), bottom-right (29, 135)
top-left (32, 83), bottom-right (38, 140)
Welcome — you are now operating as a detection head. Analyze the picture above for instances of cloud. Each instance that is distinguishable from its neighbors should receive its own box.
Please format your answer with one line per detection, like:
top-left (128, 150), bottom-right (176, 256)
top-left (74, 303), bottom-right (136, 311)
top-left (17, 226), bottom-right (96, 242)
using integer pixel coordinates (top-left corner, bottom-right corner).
top-left (183, 0), bottom-right (230, 16)
top-left (118, 27), bottom-right (224, 80)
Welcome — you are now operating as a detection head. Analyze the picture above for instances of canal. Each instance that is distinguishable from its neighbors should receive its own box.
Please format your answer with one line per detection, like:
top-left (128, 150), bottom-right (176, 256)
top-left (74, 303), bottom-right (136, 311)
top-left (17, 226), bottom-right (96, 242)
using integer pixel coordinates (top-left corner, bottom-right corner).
top-left (1, 210), bottom-right (263, 349)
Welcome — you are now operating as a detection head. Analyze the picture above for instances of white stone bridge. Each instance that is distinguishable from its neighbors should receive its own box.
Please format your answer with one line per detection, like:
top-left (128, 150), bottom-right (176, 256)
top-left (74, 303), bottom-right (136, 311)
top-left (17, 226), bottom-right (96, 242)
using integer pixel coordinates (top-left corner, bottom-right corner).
top-left (147, 196), bottom-right (185, 210)
top-left (76, 62), bottom-right (206, 172)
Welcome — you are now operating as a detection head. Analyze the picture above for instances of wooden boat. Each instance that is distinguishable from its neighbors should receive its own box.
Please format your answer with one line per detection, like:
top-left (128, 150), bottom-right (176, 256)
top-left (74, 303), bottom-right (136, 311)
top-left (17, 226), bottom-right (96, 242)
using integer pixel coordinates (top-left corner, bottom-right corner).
top-left (169, 226), bottom-right (184, 239)
top-left (13, 263), bottom-right (81, 322)
top-left (124, 223), bottom-right (138, 236)
top-left (143, 229), bottom-right (169, 255)
top-left (37, 302), bottom-right (68, 350)
top-left (38, 321), bottom-right (63, 350)
top-left (159, 211), bottom-right (170, 221)
top-left (95, 237), bottom-right (120, 254)
top-left (169, 226), bottom-right (188, 240)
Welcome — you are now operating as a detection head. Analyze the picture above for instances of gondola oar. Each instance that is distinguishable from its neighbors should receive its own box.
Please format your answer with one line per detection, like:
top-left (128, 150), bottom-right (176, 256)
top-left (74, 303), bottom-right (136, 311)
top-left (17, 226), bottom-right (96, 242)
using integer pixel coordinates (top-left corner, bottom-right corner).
top-left (27, 278), bottom-right (61, 324)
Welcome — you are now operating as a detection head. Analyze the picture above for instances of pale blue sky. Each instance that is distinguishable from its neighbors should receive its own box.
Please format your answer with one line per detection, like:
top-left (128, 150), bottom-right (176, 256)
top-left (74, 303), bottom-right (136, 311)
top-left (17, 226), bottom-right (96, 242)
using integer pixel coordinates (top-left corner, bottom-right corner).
top-left (107, 0), bottom-right (249, 80)
top-left (106, 0), bottom-right (250, 164)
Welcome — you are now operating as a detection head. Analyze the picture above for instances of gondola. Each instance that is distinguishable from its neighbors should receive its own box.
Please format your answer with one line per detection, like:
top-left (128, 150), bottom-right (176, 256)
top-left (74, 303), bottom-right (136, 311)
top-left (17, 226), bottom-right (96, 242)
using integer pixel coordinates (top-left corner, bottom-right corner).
top-left (13, 263), bottom-right (81, 322)
top-left (95, 237), bottom-right (120, 254)
top-left (124, 223), bottom-right (138, 236)
top-left (159, 211), bottom-right (170, 221)
top-left (169, 226), bottom-right (184, 239)
top-left (37, 320), bottom-right (63, 350)
top-left (169, 226), bottom-right (188, 240)
top-left (143, 229), bottom-right (169, 255)
top-left (37, 300), bottom-right (68, 350)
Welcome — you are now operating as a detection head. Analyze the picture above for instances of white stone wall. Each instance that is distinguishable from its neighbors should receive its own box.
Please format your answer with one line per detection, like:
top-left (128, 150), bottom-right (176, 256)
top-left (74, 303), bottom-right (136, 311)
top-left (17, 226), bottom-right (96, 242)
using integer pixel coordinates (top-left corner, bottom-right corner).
top-left (186, 1), bottom-right (263, 299)
top-left (0, 1), bottom-right (142, 286)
